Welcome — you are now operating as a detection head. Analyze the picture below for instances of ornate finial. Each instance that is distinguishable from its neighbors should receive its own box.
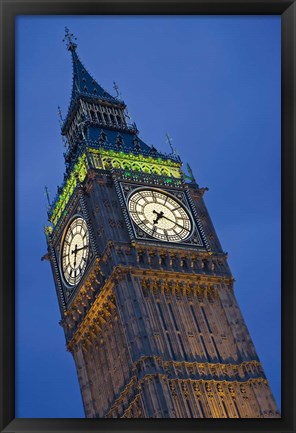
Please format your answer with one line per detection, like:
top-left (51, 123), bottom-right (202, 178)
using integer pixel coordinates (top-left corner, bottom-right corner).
top-left (113, 81), bottom-right (122, 99)
top-left (44, 186), bottom-right (51, 207)
top-left (63, 27), bottom-right (77, 51)
top-left (184, 163), bottom-right (196, 183)
top-left (186, 163), bottom-right (195, 180)
top-left (132, 122), bottom-right (139, 134)
top-left (165, 132), bottom-right (176, 155)
top-left (99, 130), bottom-right (107, 145)
top-left (57, 106), bottom-right (63, 120)
top-left (125, 107), bottom-right (132, 122)
top-left (62, 136), bottom-right (68, 147)
top-left (133, 135), bottom-right (140, 151)
top-left (57, 106), bottom-right (64, 126)
top-left (115, 133), bottom-right (123, 148)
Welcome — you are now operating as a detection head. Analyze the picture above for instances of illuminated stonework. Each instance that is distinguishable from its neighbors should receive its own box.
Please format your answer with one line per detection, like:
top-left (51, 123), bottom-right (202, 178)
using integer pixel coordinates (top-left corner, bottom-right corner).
top-left (49, 148), bottom-right (182, 226)
top-left (89, 148), bottom-right (182, 177)
top-left (49, 154), bottom-right (88, 225)
top-left (45, 31), bottom-right (280, 419)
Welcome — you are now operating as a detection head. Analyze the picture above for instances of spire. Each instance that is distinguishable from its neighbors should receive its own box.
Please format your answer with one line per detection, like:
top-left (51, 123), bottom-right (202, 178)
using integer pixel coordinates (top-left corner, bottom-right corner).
top-left (186, 163), bottom-right (196, 183)
top-left (59, 28), bottom-right (177, 167)
top-left (63, 27), bottom-right (116, 108)
top-left (44, 186), bottom-right (51, 207)
top-left (63, 27), bottom-right (77, 52)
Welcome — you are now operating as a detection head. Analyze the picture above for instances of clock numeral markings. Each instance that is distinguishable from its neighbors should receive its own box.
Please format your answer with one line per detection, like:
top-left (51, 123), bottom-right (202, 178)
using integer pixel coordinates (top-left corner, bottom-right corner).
top-left (61, 218), bottom-right (90, 286)
top-left (129, 190), bottom-right (192, 242)
top-left (163, 229), bottom-right (169, 241)
top-left (173, 230), bottom-right (182, 240)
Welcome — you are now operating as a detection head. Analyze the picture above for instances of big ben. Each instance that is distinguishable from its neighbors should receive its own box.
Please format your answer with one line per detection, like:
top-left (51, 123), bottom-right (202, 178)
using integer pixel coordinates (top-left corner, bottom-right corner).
top-left (43, 28), bottom-right (280, 418)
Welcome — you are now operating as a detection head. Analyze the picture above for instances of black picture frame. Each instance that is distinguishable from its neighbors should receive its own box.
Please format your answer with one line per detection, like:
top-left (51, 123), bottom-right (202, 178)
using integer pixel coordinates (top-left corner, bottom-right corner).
top-left (0, 1), bottom-right (295, 432)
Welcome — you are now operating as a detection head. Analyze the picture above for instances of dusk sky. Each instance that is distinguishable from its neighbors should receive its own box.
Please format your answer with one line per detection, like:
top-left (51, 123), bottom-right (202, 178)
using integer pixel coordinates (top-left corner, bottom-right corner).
top-left (16, 16), bottom-right (281, 417)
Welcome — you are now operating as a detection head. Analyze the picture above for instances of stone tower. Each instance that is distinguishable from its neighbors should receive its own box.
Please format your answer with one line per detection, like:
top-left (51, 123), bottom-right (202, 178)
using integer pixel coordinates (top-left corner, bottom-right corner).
top-left (44, 29), bottom-right (280, 418)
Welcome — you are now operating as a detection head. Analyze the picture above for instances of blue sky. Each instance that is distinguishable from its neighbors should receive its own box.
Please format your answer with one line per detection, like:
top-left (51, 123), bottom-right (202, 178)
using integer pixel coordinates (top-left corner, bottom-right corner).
top-left (15, 16), bottom-right (281, 417)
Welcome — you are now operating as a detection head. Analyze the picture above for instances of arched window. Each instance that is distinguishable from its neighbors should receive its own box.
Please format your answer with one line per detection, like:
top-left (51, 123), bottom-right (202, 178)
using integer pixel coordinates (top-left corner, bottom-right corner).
top-left (112, 160), bottom-right (121, 169)
top-left (83, 126), bottom-right (88, 139)
top-left (161, 167), bottom-right (170, 176)
top-left (151, 166), bottom-right (160, 175)
top-left (132, 163), bottom-right (140, 171)
top-left (90, 110), bottom-right (96, 121)
top-left (97, 111), bottom-right (103, 123)
top-left (122, 161), bottom-right (130, 170)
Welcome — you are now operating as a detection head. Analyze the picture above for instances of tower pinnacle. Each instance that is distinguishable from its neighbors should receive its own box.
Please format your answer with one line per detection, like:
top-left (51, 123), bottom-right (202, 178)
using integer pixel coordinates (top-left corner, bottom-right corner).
top-left (61, 27), bottom-right (117, 130)
top-left (63, 27), bottom-right (77, 52)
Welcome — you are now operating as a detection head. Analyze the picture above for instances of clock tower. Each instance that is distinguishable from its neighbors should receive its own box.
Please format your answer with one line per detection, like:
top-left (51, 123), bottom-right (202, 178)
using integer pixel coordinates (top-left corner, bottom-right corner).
top-left (44, 29), bottom-right (280, 418)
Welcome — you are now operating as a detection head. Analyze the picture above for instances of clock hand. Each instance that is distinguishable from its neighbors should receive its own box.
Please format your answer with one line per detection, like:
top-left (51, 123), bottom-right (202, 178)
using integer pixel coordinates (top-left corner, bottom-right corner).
top-left (71, 244), bottom-right (78, 256)
top-left (159, 214), bottom-right (190, 232)
top-left (74, 245), bottom-right (88, 253)
top-left (70, 244), bottom-right (78, 267)
top-left (71, 244), bottom-right (88, 255)
top-left (152, 209), bottom-right (164, 224)
top-left (71, 244), bottom-right (88, 269)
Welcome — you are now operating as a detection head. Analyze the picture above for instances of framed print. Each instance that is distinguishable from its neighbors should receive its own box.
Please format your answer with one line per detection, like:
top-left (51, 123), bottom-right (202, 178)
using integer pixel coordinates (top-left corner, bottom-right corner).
top-left (0, 1), bottom-right (295, 432)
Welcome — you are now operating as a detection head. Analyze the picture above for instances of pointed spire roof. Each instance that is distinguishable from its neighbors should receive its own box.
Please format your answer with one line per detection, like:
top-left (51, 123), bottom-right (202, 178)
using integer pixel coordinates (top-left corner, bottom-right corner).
top-left (62, 28), bottom-right (119, 130)
top-left (70, 47), bottom-right (116, 102)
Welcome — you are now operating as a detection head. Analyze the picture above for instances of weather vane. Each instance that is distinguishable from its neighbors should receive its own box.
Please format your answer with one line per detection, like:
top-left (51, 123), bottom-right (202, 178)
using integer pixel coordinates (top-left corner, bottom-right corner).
top-left (63, 27), bottom-right (77, 51)
top-left (44, 186), bottom-right (51, 207)
top-left (113, 81), bottom-right (122, 99)
top-left (165, 132), bottom-right (175, 154)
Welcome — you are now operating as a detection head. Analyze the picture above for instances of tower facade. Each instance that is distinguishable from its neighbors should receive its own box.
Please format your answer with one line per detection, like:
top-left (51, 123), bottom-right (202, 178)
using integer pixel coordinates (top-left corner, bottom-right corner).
top-left (44, 29), bottom-right (280, 418)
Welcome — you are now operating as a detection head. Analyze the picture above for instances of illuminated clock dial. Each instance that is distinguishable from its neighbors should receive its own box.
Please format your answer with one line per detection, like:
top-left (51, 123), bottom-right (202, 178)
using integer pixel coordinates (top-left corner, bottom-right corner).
top-left (61, 217), bottom-right (90, 286)
top-left (128, 189), bottom-right (192, 242)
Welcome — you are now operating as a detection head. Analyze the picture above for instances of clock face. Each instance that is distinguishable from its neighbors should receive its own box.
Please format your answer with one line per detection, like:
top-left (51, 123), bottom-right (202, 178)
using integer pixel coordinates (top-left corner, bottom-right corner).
top-left (61, 217), bottom-right (90, 286)
top-left (128, 189), bottom-right (192, 242)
